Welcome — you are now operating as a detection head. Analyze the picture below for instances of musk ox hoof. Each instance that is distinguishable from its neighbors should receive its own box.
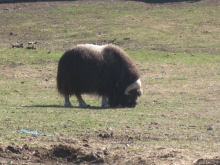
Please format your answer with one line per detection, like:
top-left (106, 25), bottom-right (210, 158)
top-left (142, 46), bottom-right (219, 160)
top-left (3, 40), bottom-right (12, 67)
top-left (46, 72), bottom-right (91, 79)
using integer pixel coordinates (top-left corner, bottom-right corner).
top-left (80, 103), bottom-right (90, 108)
top-left (64, 102), bottom-right (73, 107)
top-left (102, 104), bottom-right (110, 108)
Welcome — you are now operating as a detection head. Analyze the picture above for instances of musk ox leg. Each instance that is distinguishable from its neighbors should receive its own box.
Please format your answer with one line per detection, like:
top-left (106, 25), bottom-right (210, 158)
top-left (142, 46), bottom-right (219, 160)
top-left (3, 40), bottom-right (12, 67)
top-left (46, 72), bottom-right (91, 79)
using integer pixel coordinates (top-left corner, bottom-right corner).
top-left (76, 94), bottom-right (90, 107)
top-left (64, 95), bottom-right (73, 107)
top-left (102, 96), bottom-right (110, 108)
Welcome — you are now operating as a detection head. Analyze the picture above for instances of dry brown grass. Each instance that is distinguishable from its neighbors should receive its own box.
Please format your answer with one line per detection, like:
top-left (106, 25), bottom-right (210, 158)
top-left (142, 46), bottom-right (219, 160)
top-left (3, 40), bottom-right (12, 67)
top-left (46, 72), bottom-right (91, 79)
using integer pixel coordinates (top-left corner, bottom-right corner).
top-left (0, 0), bottom-right (220, 164)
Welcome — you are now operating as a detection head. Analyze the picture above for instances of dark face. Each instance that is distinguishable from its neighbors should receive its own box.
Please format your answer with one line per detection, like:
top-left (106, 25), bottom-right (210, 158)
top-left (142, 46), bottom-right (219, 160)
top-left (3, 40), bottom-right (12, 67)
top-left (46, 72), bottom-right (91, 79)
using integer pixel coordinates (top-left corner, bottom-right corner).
top-left (108, 89), bottom-right (142, 108)
top-left (120, 89), bottom-right (142, 108)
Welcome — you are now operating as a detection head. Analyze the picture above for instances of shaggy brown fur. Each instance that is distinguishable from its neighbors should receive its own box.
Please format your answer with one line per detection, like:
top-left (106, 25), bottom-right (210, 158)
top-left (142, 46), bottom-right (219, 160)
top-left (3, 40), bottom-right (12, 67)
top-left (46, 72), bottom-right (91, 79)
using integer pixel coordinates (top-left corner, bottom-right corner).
top-left (57, 44), bottom-right (141, 107)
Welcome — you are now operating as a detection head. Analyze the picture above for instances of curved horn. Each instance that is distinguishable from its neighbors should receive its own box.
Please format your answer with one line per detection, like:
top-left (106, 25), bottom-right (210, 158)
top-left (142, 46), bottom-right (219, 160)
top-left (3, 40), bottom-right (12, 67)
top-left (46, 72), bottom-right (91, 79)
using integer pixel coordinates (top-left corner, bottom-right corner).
top-left (124, 78), bottom-right (142, 94)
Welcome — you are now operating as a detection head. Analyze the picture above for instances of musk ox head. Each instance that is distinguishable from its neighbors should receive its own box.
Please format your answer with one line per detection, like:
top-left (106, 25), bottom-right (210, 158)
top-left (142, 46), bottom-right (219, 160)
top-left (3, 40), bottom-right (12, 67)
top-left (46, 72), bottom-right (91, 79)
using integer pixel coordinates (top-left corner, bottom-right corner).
top-left (108, 79), bottom-right (143, 108)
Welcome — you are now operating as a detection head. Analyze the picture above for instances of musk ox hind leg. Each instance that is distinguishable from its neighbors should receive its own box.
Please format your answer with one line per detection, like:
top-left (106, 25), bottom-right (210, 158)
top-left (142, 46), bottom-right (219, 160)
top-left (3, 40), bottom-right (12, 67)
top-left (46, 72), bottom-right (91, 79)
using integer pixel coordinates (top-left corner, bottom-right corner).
top-left (102, 96), bottom-right (110, 108)
top-left (64, 95), bottom-right (73, 107)
top-left (76, 94), bottom-right (90, 107)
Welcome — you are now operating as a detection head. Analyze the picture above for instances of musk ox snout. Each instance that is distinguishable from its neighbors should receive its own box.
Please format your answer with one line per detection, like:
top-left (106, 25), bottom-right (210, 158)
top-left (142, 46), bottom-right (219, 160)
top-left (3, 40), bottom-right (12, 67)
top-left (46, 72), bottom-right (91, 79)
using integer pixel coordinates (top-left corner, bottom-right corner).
top-left (122, 89), bottom-right (141, 108)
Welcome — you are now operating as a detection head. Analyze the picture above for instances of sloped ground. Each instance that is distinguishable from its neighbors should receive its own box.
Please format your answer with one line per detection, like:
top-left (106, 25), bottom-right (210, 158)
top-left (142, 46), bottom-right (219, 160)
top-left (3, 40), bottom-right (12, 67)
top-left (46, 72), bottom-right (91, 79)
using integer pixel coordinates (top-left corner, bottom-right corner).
top-left (0, 132), bottom-right (220, 164)
top-left (0, 0), bottom-right (220, 164)
top-left (0, 140), bottom-right (220, 164)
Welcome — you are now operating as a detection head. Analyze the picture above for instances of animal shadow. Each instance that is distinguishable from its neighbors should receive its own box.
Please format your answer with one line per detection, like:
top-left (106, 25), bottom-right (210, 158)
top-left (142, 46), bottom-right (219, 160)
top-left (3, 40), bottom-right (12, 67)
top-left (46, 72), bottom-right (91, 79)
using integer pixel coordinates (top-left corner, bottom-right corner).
top-left (22, 105), bottom-right (119, 110)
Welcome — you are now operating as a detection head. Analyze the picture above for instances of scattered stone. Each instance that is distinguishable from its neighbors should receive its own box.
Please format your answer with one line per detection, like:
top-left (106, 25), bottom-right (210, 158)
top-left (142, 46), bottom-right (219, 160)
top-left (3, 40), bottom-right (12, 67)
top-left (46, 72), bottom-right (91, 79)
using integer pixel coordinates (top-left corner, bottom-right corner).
top-left (83, 144), bottom-right (91, 148)
top-left (103, 133), bottom-right (110, 138)
top-left (150, 122), bottom-right (159, 125)
top-left (103, 148), bottom-right (110, 155)
top-left (12, 43), bottom-right (23, 48)
top-left (10, 32), bottom-right (17, 36)
top-left (207, 125), bottom-right (213, 130)
top-left (88, 153), bottom-right (98, 161)
top-left (189, 126), bottom-right (196, 128)
top-left (160, 153), bottom-right (175, 158)
top-left (96, 152), bottom-right (103, 158)
top-left (82, 139), bottom-right (88, 143)
top-left (26, 45), bottom-right (36, 49)
top-left (8, 161), bottom-right (13, 164)
top-left (28, 41), bottom-right (38, 45)
top-left (98, 132), bottom-right (113, 138)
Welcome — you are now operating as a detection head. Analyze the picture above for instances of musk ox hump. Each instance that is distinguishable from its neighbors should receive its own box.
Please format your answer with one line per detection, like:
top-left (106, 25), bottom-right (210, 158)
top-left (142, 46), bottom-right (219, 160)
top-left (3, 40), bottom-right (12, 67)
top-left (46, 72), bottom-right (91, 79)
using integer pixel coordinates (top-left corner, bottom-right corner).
top-left (77, 44), bottom-right (106, 53)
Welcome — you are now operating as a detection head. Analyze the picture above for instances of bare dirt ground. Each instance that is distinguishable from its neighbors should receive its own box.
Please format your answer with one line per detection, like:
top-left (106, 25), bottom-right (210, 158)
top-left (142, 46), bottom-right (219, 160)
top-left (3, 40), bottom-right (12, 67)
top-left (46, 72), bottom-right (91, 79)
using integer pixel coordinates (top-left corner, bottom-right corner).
top-left (0, 135), bottom-right (220, 164)
top-left (0, 0), bottom-right (220, 164)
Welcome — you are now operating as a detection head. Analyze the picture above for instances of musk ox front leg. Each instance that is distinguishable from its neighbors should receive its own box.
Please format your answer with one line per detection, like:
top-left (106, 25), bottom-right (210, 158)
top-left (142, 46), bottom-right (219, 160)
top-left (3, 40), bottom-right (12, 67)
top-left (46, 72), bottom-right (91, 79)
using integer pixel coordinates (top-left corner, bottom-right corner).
top-left (102, 96), bottom-right (110, 108)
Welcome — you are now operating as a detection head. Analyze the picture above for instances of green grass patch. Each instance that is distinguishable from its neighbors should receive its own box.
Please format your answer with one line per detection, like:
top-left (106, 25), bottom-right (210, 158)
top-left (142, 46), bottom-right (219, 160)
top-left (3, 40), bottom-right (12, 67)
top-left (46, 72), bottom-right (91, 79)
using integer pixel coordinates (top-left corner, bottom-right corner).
top-left (0, 1), bottom-right (220, 163)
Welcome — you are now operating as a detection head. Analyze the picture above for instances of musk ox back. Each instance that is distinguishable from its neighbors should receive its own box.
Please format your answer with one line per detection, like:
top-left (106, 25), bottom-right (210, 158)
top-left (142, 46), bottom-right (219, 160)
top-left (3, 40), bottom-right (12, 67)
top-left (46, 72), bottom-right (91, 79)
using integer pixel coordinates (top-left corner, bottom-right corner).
top-left (57, 44), bottom-right (142, 108)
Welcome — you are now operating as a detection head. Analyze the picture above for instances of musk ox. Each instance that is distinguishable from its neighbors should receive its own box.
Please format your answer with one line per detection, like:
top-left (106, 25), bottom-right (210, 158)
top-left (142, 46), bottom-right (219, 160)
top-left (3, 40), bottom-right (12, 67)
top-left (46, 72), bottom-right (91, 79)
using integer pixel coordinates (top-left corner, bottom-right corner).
top-left (57, 44), bottom-right (142, 108)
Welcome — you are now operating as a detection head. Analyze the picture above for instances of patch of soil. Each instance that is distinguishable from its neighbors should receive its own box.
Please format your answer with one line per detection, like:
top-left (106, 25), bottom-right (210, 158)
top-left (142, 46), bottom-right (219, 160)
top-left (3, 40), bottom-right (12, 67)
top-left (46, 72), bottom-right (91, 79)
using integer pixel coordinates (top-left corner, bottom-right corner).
top-left (0, 137), bottom-right (218, 164)
top-left (194, 157), bottom-right (220, 165)
top-left (0, 130), bottom-right (219, 164)
top-left (0, 144), bottom-right (108, 164)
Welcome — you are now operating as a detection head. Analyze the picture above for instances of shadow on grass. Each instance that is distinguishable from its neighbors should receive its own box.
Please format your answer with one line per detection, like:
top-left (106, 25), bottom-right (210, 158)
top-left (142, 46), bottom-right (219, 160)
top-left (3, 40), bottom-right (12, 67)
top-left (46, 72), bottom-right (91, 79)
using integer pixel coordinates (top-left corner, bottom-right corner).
top-left (126, 0), bottom-right (201, 3)
top-left (22, 105), bottom-right (119, 110)
top-left (0, 0), bottom-right (75, 3)
top-left (0, 0), bottom-right (201, 3)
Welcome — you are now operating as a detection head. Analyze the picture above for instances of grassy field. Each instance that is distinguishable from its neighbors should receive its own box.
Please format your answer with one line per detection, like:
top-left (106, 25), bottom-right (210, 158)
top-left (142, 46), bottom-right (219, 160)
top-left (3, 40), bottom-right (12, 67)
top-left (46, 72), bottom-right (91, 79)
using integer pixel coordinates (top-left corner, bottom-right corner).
top-left (0, 0), bottom-right (220, 164)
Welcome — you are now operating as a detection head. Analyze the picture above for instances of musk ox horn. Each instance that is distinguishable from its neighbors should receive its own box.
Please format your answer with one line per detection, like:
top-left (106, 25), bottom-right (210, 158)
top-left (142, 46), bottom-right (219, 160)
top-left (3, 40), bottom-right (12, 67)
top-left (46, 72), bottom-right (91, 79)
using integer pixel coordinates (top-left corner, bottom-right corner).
top-left (124, 78), bottom-right (142, 94)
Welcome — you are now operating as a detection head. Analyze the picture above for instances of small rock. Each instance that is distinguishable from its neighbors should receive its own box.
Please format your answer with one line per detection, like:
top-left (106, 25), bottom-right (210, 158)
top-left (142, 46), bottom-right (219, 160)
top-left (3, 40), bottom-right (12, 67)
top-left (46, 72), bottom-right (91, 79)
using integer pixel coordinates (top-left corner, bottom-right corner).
top-left (28, 41), bottom-right (37, 45)
top-left (96, 152), bottom-right (103, 158)
top-left (10, 32), bottom-right (16, 36)
top-left (83, 144), bottom-right (91, 148)
top-left (26, 46), bottom-right (36, 49)
top-left (207, 126), bottom-right (213, 130)
top-left (98, 133), bottom-right (112, 138)
top-left (90, 153), bottom-right (98, 160)
top-left (104, 148), bottom-right (110, 155)
top-left (12, 43), bottom-right (23, 48)
top-left (8, 161), bottom-right (13, 164)
top-left (103, 133), bottom-right (111, 138)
